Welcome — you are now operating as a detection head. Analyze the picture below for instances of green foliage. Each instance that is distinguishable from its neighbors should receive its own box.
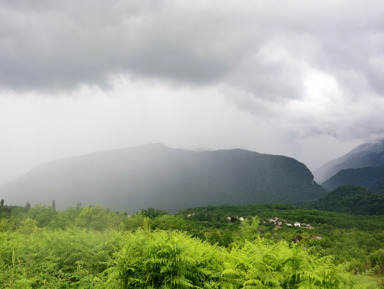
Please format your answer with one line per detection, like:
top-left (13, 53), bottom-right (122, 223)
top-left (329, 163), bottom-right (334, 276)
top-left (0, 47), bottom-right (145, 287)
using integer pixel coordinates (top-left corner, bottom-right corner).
top-left (48, 206), bottom-right (82, 230)
top-left (108, 230), bottom-right (352, 288)
top-left (108, 229), bottom-right (225, 288)
top-left (178, 203), bottom-right (384, 275)
top-left (308, 185), bottom-right (384, 215)
top-left (180, 203), bottom-right (384, 230)
top-left (0, 202), bottom-right (382, 288)
top-left (368, 249), bottom-right (384, 274)
top-left (27, 204), bottom-right (57, 227)
top-left (0, 229), bottom-right (124, 288)
top-left (75, 205), bottom-right (118, 231)
top-left (0, 218), bottom-right (11, 232)
top-left (123, 212), bottom-right (147, 231)
top-left (206, 229), bottom-right (234, 247)
top-left (238, 216), bottom-right (260, 241)
top-left (141, 207), bottom-right (168, 218)
top-left (16, 218), bottom-right (38, 234)
top-left (151, 214), bottom-right (190, 231)
top-left (230, 239), bottom-right (350, 288)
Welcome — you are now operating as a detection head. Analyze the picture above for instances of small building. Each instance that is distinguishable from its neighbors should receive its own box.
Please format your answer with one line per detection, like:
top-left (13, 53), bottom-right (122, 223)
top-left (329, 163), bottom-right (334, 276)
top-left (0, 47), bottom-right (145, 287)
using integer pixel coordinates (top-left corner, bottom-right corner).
top-left (294, 222), bottom-right (301, 227)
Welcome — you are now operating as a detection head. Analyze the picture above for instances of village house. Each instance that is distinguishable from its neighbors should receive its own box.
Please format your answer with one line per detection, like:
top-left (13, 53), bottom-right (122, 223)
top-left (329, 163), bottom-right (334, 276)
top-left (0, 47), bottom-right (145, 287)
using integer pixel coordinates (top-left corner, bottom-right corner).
top-left (265, 217), bottom-right (312, 229)
top-left (227, 216), bottom-right (245, 222)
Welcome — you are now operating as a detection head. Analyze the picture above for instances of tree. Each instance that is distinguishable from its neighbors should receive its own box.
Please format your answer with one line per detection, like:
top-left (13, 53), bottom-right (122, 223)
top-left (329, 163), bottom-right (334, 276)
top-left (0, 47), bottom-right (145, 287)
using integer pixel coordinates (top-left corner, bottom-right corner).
top-left (369, 249), bottom-right (384, 274)
top-left (75, 205), bottom-right (120, 231)
top-left (27, 204), bottom-right (57, 227)
top-left (48, 206), bottom-right (81, 230)
top-left (151, 214), bottom-right (189, 231)
top-left (0, 218), bottom-right (10, 232)
top-left (17, 218), bottom-right (38, 234)
top-left (141, 207), bottom-right (168, 218)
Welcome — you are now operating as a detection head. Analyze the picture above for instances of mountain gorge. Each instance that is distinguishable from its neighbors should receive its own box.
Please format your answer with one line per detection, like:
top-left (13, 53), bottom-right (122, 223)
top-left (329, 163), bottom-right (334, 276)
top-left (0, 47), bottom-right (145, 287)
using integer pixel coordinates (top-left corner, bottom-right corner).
top-left (0, 144), bottom-right (324, 212)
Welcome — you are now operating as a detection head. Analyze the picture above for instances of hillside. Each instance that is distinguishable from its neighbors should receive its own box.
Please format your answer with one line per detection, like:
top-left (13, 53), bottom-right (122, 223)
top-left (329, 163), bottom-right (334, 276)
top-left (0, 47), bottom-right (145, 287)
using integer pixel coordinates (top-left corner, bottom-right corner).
top-left (308, 185), bottom-right (384, 215)
top-left (322, 166), bottom-right (384, 192)
top-left (0, 144), bottom-right (325, 212)
top-left (315, 139), bottom-right (384, 183)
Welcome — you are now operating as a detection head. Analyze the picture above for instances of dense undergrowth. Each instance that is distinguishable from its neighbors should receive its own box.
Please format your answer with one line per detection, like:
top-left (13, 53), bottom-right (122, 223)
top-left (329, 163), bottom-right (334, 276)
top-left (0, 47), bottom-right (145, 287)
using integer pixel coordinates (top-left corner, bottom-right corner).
top-left (0, 202), bottom-right (382, 288)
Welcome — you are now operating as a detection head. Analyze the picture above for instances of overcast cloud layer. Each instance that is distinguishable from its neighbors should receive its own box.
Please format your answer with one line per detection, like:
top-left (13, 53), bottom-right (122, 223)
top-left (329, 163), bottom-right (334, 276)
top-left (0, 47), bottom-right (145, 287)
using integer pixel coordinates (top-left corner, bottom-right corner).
top-left (1, 0), bottom-right (384, 184)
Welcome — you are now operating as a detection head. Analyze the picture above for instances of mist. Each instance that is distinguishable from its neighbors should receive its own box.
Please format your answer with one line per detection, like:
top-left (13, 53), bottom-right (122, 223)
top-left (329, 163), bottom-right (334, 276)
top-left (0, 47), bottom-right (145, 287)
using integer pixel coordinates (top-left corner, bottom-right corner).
top-left (1, 0), bottom-right (384, 185)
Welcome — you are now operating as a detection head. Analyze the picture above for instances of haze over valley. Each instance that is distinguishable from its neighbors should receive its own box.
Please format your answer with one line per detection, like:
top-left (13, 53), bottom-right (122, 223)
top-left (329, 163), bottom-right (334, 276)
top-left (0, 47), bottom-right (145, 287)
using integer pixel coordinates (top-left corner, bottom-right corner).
top-left (2, 138), bottom-right (384, 213)
top-left (0, 143), bottom-right (325, 212)
top-left (1, 0), bottom-right (384, 189)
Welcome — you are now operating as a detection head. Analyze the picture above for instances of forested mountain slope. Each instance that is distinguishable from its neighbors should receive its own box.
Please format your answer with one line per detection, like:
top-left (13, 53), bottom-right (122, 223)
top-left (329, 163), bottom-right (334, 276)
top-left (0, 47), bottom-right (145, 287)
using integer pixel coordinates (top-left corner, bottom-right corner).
top-left (308, 185), bottom-right (384, 215)
top-left (322, 166), bottom-right (384, 192)
top-left (0, 144), bottom-right (324, 212)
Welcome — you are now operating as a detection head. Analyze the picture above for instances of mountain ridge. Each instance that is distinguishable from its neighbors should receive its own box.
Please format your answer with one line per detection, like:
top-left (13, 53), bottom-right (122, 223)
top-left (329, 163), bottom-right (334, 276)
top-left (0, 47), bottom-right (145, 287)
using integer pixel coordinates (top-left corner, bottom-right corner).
top-left (0, 144), bottom-right (325, 212)
top-left (315, 139), bottom-right (384, 183)
top-left (321, 166), bottom-right (384, 192)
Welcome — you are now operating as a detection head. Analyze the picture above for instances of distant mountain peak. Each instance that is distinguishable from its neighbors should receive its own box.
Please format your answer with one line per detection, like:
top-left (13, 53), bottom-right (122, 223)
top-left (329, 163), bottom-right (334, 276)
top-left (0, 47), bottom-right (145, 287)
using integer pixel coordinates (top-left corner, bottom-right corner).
top-left (316, 139), bottom-right (384, 184)
top-left (348, 139), bottom-right (384, 155)
top-left (141, 143), bottom-right (169, 149)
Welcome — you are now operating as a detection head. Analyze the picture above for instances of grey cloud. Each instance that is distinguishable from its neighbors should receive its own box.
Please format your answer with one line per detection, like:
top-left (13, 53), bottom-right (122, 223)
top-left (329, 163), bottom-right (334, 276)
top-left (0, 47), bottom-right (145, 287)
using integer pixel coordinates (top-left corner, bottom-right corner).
top-left (3, 0), bottom-right (384, 187)
top-left (0, 0), bottom-right (383, 102)
top-left (0, 0), bottom-right (239, 91)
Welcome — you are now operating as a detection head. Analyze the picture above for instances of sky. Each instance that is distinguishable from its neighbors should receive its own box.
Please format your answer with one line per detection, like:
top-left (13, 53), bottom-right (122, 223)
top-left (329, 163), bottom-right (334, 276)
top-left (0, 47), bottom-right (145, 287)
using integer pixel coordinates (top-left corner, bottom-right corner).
top-left (1, 0), bottom-right (384, 185)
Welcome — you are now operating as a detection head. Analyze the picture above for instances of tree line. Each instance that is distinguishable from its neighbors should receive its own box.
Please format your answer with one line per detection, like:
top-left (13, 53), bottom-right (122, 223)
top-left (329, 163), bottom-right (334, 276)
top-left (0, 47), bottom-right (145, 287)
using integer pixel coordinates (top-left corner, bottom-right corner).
top-left (0, 200), bottom-right (382, 288)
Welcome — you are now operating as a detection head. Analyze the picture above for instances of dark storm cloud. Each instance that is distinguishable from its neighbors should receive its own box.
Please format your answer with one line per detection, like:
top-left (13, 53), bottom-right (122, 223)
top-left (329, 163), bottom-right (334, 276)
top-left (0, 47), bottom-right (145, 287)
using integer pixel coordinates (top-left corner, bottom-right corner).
top-left (1, 0), bottom-right (381, 99)
top-left (1, 0), bottom-right (384, 143)
top-left (0, 0), bottom-right (237, 91)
